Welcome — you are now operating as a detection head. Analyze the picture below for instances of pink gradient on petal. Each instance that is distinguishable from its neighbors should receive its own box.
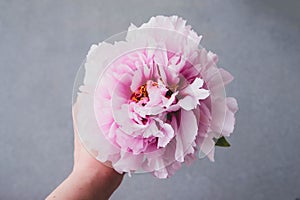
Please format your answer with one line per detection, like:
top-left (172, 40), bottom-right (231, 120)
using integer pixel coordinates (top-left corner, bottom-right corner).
top-left (75, 15), bottom-right (238, 179)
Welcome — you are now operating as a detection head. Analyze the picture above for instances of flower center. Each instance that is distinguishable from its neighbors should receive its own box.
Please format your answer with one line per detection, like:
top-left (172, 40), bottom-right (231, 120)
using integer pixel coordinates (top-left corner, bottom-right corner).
top-left (131, 84), bottom-right (148, 103)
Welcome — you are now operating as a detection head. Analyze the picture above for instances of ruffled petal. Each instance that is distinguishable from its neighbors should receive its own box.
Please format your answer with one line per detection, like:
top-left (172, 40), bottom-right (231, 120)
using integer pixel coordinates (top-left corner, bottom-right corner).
top-left (75, 92), bottom-right (119, 162)
top-left (221, 97), bottom-right (238, 137)
top-left (175, 110), bottom-right (198, 162)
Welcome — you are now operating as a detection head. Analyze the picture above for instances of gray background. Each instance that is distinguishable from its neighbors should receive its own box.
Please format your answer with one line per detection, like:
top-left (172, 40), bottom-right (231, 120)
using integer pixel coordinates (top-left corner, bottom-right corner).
top-left (1, 0), bottom-right (300, 199)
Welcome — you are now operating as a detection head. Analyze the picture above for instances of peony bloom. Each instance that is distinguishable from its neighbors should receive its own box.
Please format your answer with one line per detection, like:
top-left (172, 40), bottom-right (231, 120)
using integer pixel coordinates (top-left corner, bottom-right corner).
top-left (73, 15), bottom-right (238, 178)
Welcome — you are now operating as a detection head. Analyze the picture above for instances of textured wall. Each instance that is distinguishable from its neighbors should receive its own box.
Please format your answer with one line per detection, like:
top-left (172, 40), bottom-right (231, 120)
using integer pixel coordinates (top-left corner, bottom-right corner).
top-left (1, 0), bottom-right (300, 199)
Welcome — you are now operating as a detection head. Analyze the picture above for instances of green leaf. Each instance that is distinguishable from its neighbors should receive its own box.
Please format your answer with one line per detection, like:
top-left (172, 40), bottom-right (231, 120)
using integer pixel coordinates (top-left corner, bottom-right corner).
top-left (214, 136), bottom-right (231, 147)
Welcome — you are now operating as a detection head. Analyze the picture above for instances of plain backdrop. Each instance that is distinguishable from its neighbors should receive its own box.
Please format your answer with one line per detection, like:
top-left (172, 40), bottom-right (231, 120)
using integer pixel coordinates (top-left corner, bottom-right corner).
top-left (1, 0), bottom-right (300, 199)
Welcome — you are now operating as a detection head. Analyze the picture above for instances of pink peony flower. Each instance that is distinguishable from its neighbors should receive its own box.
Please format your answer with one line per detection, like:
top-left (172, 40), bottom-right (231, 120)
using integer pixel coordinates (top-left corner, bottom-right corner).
top-left (73, 15), bottom-right (238, 178)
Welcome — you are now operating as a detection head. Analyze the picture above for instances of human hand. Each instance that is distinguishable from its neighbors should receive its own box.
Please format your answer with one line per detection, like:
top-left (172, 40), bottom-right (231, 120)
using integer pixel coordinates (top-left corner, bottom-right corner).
top-left (46, 104), bottom-right (124, 200)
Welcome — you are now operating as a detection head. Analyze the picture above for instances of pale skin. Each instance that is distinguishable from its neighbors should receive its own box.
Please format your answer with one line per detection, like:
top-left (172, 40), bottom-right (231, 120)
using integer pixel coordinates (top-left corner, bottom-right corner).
top-left (46, 107), bottom-right (124, 200)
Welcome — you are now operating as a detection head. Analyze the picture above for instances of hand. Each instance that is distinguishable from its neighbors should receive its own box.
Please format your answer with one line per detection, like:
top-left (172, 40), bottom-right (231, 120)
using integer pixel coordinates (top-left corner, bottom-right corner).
top-left (46, 105), bottom-right (124, 200)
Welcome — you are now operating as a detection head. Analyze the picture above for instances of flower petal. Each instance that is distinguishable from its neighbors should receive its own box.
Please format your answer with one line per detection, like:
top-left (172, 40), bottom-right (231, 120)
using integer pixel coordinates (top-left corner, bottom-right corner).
top-left (177, 96), bottom-right (197, 111)
top-left (175, 110), bottom-right (198, 162)
top-left (221, 97), bottom-right (238, 137)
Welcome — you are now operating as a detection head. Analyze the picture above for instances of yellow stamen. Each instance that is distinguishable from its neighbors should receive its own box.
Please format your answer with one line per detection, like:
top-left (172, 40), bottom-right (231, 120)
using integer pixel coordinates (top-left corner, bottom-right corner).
top-left (131, 84), bottom-right (148, 103)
